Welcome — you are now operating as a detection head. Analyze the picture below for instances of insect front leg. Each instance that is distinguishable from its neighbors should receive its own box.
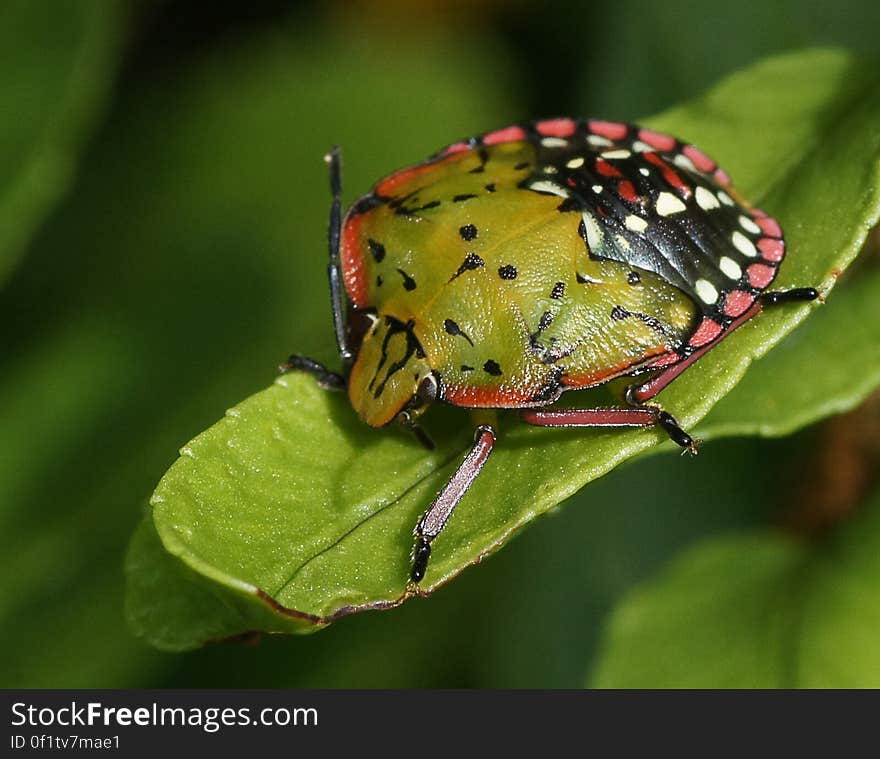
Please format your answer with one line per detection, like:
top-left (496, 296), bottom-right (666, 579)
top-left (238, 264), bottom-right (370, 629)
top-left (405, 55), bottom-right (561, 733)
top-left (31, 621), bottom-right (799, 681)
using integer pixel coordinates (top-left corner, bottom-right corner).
top-left (278, 354), bottom-right (346, 391)
top-left (410, 425), bottom-right (496, 583)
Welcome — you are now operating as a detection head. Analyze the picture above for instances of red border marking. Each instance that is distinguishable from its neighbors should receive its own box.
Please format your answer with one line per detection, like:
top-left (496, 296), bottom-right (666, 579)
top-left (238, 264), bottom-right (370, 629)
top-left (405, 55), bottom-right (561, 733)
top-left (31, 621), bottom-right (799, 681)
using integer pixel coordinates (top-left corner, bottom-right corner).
top-left (713, 168), bottom-right (732, 187)
top-left (747, 263), bottom-right (777, 289)
top-left (756, 216), bottom-right (783, 237)
top-left (483, 125), bottom-right (526, 145)
top-left (588, 120), bottom-right (628, 140)
top-left (688, 317), bottom-right (723, 347)
top-left (758, 237), bottom-right (785, 262)
top-left (683, 144), bottom-right (716, 172)
top-left (638, 128), bottom-right (676, 152)
top-left (442, 382), bottom-right (536, 408)
top-left (646, 353), bottom-right (681, 369)
top-left (340, 211), bottom-right (370, 309)
top-left (376, 151), bottom-right (465, 196)
top-left (723, 289), bottom-right (755, 317)
top-left (441, 141), bottom-right (471, 156)
top-left (535, 118), bottom-right (576, 137)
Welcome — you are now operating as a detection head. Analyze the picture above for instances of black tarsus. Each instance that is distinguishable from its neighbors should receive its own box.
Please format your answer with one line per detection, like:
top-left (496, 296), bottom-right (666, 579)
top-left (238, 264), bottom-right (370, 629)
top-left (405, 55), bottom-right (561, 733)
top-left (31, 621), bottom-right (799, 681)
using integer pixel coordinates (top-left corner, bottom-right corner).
top-left (760, 287), bottom-right (820, 306)
top-left (624, 385), bottom-right (699, 455)
top-left (326, 146), bottom-right (353, 364)
top-left (411, 538), bottom-right (431, 583)
top-left (279, 354), bottom-right (346, 391)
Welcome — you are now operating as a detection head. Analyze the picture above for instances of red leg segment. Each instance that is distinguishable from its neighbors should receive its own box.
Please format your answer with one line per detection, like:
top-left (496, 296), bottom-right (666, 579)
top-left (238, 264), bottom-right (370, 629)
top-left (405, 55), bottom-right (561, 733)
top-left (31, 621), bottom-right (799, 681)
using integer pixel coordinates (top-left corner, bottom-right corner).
top-left (411, 425), bottom-right (495, 583)
top-left (520, 407), bottom-right (656, 427)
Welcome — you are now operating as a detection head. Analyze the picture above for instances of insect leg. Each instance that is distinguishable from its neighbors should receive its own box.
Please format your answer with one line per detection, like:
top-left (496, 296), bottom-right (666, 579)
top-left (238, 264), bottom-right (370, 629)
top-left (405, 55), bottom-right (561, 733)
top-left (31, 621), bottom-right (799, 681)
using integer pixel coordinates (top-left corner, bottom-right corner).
top-left (521, 404), bottom-right (698, 454)
top-left (279, 354), bottom-right (346, 391)
top-left (411, 425), bottom-right (496, 583)
top-left (760, 287), bottom-right (820, 306)
top-left (325, 146), bottom-right (354, 365)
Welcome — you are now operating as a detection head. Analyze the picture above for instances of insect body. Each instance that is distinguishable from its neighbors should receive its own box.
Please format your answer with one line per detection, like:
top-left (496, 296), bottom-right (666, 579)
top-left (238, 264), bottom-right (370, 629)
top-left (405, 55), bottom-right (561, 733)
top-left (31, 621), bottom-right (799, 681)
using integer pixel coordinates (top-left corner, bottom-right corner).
top-left (284, 118), bottom-right (818, 584)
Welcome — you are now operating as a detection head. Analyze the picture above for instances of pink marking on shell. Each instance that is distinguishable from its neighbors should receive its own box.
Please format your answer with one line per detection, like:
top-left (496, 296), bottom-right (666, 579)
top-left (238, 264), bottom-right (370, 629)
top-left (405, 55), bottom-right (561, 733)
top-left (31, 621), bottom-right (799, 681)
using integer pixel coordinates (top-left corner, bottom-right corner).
top-left (751, 208), bottom-right (769, 218)
top-left (683, 144), bottom-right (716, 172)
top-left (713, 168), bottom-right (732, 186)
top-left (723, 290), bottom-right (755, 317)
top-left (648, 353), bottom-right (680, 368)
top-left (535, 118), bottom-right (576, 137)
top-left (758, 238), bottom-right (785, 263)
top-left (689, 318), bottom-right (723, 347)
top-left (482, 125), bottom-right (526, 145)
top-left (756, 216), bottom-right (783, 238)
top-left (747, 263), bottom-right (776, 289)
top-left (442, 141), bottom-right (471, 155)
top-left (588, 120), bottom-right (628, 140)
top-left (638, 128), bottom-right (676, 152)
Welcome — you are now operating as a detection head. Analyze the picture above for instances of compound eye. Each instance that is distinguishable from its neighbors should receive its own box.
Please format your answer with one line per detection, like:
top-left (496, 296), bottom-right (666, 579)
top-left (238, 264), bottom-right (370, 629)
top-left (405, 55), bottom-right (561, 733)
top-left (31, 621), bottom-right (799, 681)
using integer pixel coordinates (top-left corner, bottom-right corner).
top-left (416, 373), bottom-right (438, 405)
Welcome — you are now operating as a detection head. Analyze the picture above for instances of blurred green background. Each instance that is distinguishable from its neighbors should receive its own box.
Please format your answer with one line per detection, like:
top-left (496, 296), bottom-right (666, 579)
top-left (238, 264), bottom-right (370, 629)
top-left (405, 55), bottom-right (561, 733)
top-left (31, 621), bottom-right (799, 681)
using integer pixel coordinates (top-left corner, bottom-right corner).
top-left (1, 0), bottom-right (878, 688)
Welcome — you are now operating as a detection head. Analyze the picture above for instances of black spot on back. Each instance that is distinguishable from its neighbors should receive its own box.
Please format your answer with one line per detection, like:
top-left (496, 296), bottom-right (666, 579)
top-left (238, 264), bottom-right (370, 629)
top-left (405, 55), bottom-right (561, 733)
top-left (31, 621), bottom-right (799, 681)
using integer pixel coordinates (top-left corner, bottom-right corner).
top-left (376, 275), bottom-right (383, 287)
top-left (611, 305), bottom-right (629, 320)
top-left (551, 281), bottom-right (565, 299)
top-left (453, 193), bottom-right (478, 203)
top-left (444, 318), bottom-right (474, 346)
top-left (368, 239), bottom-right (386, 263)
top-left (538, 310), bottom-right (554, 331)
top-left (498, 264), bottom-right (517, 280)
top-left (459, 224), bottom-right (478, 242)
top-left (461, 364), bottom-right (474, 372)
top-left (514, 162), bottom-right (529, 170)
top-left (483, 359), bottom-right (502, 376)
top-left (397, 268), bottom-right (417, 291)
top-left (628, 271), bottom-right (641, 285)
top-left (451, 253), bottom-right (485, 280)
top-left (485, 183), bottom-right (496, 193)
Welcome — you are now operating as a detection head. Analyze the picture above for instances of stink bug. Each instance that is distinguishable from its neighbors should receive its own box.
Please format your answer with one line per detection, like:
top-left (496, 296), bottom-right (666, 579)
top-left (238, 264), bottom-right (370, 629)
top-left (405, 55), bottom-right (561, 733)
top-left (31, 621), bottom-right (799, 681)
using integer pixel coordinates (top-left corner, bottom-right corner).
top-left (282, 118), bottom-right (819, 583)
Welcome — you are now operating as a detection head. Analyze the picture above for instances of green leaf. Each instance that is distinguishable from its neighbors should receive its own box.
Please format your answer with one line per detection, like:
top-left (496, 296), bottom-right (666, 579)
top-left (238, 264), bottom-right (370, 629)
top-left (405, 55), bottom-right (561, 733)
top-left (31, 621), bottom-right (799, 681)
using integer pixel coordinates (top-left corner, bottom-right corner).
top-left (0, 0), bottom-right (123, 284)
top-left (589, 488), bottom-right (880, 688)
top-left (128, 48), bottom-right (880, 649)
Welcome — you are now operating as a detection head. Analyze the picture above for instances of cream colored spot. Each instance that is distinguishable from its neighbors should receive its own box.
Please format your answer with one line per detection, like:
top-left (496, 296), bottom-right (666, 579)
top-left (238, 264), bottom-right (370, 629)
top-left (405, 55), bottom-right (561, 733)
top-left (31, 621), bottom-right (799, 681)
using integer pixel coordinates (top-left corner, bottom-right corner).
top-left (601, 149), bottom-right (631, 160)
top-left (718, 190), bottom-right (735, 206)
top-left (541, 137), bottom-right (568, 148)
top-left (695, 279), bottom-right (719, 304)
top-left (732, 230), bottom-right (757, 257)
top-left (695, 186), bottom-right (720, 210)
top-left (587, 135), bottom-right (613, 147)
top-left (632, 140), bottom-right (653, 153)
top-left (656, 191), bottom-right (686, 216)
top-left (719, 256), bottom-right (742, 280)
top-left (673, 153), bottom-right (696, 172)
top-left (592, 184), bottom-right (603, 194)
top-left (543, 165), bottom-right (559, 174)
top-left (529, 179), bottom-right (569, 198)
top-left (625, 215), bottom-right (648, 233)
top-left (582, 212), bottom-right (604, 250)
top-left (639, 167), bottom-right (650, 176)
top-left (566, 156), bottom-right (585, 169)
top-left (739, 215), bottom-right (761, 234)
